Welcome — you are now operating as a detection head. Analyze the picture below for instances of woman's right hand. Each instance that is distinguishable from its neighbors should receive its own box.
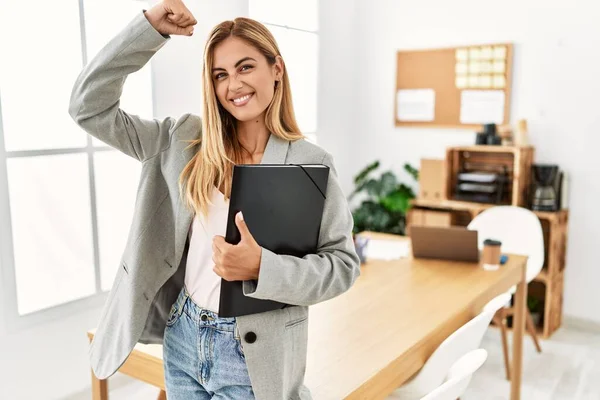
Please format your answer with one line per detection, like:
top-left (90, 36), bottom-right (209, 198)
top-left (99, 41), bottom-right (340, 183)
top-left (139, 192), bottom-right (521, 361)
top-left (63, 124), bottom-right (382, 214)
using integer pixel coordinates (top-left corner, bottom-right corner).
top-left (144, 0), bottom-right (197, 36)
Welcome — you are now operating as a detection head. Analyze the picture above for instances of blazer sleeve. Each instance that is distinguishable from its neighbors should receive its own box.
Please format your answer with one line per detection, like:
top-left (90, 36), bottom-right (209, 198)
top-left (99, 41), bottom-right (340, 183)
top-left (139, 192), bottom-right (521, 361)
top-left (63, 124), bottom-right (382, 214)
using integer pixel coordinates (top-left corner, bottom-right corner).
top-left (242, 152), bottom-right (361, 306)
top-left (68, 9), bottom-right (184, 163)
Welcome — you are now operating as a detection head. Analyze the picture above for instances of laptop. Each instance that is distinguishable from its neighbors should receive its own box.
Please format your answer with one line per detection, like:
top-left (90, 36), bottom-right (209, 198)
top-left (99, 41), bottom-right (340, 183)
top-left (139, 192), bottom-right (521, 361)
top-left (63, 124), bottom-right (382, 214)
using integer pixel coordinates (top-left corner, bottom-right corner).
top-left (409, 225), bottom-right (480, 262)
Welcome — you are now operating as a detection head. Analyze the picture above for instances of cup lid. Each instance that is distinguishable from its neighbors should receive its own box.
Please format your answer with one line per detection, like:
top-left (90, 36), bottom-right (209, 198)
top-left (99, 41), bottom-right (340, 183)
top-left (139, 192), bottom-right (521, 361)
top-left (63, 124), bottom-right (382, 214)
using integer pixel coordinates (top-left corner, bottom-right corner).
top-left (484, 239), bottom-right (502, 246)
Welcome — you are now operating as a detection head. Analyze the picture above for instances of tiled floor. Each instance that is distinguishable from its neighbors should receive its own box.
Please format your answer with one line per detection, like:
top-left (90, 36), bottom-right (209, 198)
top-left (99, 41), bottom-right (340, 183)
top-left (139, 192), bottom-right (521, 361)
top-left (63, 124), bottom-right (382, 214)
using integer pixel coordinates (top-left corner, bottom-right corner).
top-left (464, 326), bottom-right (600, 400)
top-left (66, 326), bottom-right (600, 400)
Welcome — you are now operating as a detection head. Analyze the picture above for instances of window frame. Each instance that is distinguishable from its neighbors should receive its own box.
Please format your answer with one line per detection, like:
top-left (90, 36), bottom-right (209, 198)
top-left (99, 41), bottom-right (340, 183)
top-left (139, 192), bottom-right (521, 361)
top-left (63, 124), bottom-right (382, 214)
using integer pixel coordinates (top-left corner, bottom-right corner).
top-left (0, 0), bottom-right (153, 331)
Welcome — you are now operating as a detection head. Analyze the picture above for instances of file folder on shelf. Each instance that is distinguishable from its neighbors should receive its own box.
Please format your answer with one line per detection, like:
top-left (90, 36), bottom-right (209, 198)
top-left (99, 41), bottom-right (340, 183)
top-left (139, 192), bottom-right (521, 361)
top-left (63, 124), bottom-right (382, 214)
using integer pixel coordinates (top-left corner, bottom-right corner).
top-left (218, 164), bottom-right (330, 317)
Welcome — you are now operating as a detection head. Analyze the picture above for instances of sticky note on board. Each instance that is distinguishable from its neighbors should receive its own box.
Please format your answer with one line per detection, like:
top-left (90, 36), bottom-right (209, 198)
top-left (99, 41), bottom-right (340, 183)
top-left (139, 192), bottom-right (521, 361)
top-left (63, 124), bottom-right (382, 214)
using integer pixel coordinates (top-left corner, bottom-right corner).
top-left (493, 75), bottom-right (506, 88)
top-left (456, 49), bottom-right (469, 61)
top-left (456, 62), bottom-right (468, 74)
top-left (493, 60), bottom-right (506, 73)
top-left (456, 76), bottom-right (468, 88)
top-left (469, 48), bottom-right (481, 60)
top-left (478, 75), bottom-right (492, 88)
top-left (468, 75), bottom-right (479, 88)
top-left (493, 46), bottom-right (507, 60)
top-left (479, 61), bottom-right (492, 73)
top-left (469, 61), bottom-right (481, 73)
top-left (480, 46), bottom-right (493, 59)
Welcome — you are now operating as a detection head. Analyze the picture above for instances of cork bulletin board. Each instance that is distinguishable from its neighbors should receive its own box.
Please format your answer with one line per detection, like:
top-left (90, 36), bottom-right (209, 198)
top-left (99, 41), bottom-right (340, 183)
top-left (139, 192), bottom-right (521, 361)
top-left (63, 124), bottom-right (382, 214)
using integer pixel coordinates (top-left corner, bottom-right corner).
top-left (394, 43), bottom-right (513, 130)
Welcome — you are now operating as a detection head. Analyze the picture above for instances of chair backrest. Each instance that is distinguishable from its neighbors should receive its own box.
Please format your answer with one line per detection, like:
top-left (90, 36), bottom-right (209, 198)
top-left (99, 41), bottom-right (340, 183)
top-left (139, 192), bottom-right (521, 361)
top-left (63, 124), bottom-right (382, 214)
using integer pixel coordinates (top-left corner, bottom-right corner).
top-left (468, 206), bottom-right (545, 283)
top-left (420, 349), bottom-right (488, 400)
top-left (395, 293), bottom-right (507, 398)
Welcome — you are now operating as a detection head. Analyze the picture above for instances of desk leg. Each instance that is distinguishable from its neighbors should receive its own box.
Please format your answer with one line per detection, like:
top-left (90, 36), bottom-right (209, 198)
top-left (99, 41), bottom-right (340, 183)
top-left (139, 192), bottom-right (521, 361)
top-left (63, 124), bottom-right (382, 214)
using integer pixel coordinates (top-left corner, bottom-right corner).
top-left (157, 390), bottom-right (167, 400)
top-left (511, 267), bottom-right (527, 400)
top-left (91, 370), bottom-right (108, 400)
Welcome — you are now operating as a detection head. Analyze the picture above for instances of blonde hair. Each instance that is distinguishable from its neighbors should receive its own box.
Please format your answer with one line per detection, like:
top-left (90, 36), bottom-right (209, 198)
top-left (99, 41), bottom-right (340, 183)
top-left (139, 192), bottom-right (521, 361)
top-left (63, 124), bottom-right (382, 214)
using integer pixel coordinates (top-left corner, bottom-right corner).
top-left (178, 17), bottom-right (305, 218)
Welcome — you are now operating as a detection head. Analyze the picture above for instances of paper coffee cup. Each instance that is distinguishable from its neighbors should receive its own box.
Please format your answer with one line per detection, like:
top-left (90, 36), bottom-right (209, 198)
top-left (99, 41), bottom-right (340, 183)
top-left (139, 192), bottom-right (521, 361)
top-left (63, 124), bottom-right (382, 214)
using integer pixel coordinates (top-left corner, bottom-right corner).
top-left (482, 239), bottom-right (502, 270)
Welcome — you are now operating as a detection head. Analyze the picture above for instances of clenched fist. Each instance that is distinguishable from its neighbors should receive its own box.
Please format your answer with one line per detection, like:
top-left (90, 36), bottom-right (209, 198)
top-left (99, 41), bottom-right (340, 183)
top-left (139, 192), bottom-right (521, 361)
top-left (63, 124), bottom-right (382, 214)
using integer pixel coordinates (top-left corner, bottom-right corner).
top-left (144, 0), bottom-right (197, 37)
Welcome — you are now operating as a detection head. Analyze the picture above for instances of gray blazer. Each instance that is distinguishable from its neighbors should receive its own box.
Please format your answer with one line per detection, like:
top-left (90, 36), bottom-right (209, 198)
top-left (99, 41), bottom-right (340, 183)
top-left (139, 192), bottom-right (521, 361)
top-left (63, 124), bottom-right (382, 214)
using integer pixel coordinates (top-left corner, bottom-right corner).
top-left (68, 10), bottom-right (360, 400)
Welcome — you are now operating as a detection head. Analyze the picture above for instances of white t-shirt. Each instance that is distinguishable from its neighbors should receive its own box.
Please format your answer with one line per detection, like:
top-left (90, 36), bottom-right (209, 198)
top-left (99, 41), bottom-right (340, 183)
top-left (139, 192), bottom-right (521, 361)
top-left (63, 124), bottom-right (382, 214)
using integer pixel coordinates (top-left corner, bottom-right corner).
top-left (184, 186), bottom-right (229, 313)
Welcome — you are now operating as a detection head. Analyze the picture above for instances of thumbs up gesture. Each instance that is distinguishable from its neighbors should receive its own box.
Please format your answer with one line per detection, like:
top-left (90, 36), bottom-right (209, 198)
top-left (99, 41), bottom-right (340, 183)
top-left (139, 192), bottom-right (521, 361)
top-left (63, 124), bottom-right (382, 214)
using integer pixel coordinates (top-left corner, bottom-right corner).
top-left (212, 212), bottom-right (262, 282)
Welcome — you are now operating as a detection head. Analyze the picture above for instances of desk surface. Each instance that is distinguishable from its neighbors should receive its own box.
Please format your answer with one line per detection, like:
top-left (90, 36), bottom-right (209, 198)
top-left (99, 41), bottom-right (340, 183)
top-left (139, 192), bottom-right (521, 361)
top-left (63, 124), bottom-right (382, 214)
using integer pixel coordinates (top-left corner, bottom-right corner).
top-left (88, 232), bottom-right (527, 400)
top-left (304, 231), bottom-right (526, 399)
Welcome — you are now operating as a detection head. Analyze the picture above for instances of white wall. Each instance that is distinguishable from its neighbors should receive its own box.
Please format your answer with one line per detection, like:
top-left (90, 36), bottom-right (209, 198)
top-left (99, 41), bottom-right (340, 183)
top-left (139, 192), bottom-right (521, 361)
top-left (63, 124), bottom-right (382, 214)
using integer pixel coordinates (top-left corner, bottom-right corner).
top-left (0, 2), bottom-right (248, 400)
top-left (316, 0), bottom-right (358, 193)
top-left (343, 0), bottom-right (600, 323)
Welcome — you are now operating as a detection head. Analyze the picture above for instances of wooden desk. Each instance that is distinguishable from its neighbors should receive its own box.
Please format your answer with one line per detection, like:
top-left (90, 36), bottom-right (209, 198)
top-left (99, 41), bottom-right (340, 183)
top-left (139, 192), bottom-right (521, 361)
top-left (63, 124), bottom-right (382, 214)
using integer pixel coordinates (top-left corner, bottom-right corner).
top-left (88, 232), bottom-right (527, 400)
top-left (306, 232), bottom-right (526, 399)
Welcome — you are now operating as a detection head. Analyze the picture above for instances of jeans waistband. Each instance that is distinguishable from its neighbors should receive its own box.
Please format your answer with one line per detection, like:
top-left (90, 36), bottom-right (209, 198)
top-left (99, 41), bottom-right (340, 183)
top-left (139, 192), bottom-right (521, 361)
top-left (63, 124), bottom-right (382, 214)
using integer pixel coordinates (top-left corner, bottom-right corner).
top-left (173, 286), bottom-right (239, 336)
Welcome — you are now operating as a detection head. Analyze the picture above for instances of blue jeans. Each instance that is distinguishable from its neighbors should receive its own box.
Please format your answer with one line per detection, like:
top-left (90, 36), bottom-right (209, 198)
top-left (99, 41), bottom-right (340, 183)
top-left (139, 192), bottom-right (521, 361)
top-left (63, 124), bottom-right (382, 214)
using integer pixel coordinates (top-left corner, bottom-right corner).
top-left (163, 286), bottom-right (255, 399)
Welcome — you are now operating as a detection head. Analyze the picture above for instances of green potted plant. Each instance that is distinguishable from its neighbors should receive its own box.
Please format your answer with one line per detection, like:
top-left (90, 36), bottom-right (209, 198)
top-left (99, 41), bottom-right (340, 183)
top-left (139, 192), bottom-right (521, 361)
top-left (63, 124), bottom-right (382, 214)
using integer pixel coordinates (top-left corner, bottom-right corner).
top-left (349, 160), bottom-right (419, 236)
top-left (528, 295), bottom-right (543, 327)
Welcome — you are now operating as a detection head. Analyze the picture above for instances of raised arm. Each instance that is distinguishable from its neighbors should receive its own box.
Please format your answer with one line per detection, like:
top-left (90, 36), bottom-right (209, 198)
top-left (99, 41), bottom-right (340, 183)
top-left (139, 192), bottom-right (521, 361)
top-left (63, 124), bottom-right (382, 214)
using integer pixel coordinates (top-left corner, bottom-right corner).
top-left (68, 1), bottom-right (197, 162)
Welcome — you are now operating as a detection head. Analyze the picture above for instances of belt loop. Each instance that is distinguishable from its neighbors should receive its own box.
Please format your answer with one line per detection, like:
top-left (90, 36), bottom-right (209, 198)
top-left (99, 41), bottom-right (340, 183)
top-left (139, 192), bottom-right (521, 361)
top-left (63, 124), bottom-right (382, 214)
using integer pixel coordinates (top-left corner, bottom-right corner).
top-left (234, 320), bottom-right (240, 340)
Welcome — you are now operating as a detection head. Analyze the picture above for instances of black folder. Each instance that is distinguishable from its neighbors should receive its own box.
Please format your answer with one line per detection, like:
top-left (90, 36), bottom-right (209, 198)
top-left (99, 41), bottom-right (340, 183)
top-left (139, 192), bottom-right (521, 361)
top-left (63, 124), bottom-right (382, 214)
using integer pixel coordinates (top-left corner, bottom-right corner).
top-left (218, 164), bottom-right (330, 317)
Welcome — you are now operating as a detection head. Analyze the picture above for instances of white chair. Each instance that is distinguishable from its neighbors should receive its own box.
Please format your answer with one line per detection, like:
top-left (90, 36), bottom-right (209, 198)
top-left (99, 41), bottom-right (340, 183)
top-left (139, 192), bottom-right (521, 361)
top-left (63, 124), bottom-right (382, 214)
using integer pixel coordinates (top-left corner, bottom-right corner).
top-left (420, 349), bottom-right (488, 400)
top-left (467, 205), bottom-right (545, 379)
top-left (388, 293), bottom-right (510, 400)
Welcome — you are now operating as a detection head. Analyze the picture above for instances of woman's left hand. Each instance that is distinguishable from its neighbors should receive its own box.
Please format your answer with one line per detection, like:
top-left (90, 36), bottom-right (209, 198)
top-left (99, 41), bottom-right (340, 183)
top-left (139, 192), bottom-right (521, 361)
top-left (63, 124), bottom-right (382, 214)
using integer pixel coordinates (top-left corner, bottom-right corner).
top-left (212, 212), bottom-right (262, 281)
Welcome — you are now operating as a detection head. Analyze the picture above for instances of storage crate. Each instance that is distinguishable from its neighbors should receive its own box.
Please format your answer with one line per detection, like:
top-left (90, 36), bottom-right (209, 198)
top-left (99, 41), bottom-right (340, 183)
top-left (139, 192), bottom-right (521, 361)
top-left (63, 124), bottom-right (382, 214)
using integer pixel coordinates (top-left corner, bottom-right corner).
top-left (445, 146), bottom-right (535, 206)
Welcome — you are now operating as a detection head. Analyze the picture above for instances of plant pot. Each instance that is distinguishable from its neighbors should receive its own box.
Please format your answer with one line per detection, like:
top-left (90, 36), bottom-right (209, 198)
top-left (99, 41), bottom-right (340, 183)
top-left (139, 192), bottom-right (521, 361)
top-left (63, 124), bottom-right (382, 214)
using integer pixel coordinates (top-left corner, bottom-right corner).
top-left (530, 311), bottom-right (542, 328)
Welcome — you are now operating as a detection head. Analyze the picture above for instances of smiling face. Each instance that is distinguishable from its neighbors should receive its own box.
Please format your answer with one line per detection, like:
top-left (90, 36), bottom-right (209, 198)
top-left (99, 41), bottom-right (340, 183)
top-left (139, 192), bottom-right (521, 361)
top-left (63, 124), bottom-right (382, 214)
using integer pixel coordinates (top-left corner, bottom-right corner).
top-left (211, 36), bottom-right (283, 123)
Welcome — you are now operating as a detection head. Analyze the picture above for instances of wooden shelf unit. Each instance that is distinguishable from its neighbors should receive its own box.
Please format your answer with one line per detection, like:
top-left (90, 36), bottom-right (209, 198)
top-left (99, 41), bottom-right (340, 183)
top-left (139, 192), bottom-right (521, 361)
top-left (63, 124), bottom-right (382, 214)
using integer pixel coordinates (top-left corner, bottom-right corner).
top-left (445, 145), bottom-right (535, 207)
top-left (407, 199), bottom-right (569, 339)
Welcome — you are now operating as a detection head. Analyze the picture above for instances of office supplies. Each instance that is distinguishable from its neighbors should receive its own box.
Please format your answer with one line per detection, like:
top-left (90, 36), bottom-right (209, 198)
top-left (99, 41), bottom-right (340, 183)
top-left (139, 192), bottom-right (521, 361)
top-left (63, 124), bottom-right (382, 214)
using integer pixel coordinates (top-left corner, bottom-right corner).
top-left (218, 164), bottom-right (329, 317)
top-left (409, 225), bottom-right (479, 263)
top-left (445, 146), bottom-right (534, 206)
top-left (364, 239), bottom-right (410, 260)
top-left (419, 159), bottom-right (446, 201)
top-left (354, 236), bottom-right (369, 264)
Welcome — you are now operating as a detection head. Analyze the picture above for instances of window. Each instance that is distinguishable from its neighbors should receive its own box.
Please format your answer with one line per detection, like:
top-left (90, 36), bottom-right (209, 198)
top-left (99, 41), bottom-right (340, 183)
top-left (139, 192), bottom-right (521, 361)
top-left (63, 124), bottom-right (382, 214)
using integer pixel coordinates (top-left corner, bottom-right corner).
top-left (249, 0), bottom-right (318, 143)
top-left (0, 0), bottom-right (150, 318)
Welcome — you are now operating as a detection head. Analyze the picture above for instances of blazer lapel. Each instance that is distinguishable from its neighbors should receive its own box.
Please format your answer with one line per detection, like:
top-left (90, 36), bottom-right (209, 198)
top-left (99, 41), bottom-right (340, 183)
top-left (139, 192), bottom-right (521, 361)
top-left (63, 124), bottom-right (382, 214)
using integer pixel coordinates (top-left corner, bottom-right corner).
top-left (260, 133), bottom-right (290, 165)
top-left (174, 133), bottom-right (290, 260)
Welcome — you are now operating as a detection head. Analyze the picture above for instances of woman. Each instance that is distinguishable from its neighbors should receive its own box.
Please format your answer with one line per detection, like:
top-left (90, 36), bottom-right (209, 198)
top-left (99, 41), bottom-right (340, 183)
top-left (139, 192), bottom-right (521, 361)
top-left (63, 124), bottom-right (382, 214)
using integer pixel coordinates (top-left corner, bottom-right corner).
top-left (68, 0), bottom-right (360, 398)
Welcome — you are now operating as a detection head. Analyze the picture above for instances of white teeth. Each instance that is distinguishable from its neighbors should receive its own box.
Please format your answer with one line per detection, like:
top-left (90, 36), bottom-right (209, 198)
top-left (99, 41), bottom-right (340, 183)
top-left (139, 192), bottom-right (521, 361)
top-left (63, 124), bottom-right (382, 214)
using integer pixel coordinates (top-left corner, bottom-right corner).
top-left (233, 94), bottom-right (252, 104)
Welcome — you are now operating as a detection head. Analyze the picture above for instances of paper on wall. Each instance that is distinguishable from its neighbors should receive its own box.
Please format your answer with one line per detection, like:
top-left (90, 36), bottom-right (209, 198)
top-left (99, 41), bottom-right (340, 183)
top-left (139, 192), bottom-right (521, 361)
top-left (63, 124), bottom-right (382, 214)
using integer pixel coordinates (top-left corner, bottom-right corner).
top-left (460, 90), bottom-right (505, 124)
top-left (396, 89), bottom-right (435, 122)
